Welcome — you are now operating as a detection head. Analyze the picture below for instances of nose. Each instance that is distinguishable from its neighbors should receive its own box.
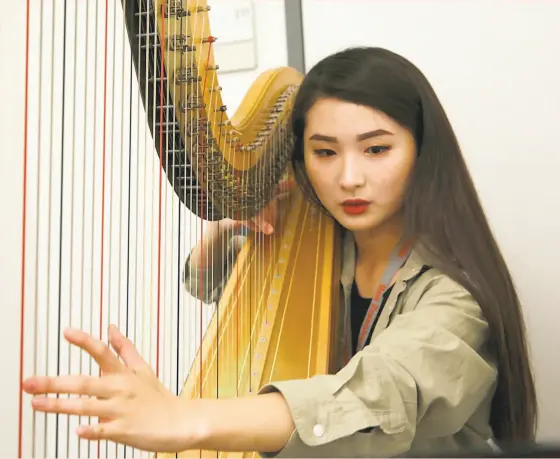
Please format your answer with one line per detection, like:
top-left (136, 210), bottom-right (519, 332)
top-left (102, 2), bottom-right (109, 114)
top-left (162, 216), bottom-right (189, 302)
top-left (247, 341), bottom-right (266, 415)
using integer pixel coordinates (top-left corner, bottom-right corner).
top-left (338, 154), bottom-right (366, 190)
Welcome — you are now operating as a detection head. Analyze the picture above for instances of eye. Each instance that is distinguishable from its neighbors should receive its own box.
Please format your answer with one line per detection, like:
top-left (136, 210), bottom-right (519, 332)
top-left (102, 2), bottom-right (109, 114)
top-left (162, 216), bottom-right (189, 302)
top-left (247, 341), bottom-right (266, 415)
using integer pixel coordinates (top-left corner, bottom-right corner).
top-left (313, 149), bottom-right (336, 157)
top-left (365, 145), bottom-right (390, 155)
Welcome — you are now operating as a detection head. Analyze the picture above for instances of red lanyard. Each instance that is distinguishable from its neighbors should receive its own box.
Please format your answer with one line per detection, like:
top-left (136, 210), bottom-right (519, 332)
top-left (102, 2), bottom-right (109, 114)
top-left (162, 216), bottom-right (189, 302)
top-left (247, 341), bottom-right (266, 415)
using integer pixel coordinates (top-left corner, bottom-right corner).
top-left (355, 240), bottom-right (412, 352)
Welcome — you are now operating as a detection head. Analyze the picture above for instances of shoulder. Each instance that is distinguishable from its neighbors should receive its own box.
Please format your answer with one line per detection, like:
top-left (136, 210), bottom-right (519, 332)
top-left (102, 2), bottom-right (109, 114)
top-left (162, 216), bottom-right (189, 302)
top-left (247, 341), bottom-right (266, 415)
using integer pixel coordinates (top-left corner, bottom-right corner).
top-left (404, 264), bottom-right (474, 305)
top-left (400, 248), bottom-right (481, 311)
top-left (394, 252), bottom-right (490, 346)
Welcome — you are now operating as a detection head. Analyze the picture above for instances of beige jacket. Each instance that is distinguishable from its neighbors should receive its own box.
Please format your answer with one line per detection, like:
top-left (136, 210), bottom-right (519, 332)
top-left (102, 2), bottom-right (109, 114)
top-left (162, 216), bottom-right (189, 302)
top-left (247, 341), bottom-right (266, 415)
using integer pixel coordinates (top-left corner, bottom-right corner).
top-left (184, 231), bottom-right (499, 457)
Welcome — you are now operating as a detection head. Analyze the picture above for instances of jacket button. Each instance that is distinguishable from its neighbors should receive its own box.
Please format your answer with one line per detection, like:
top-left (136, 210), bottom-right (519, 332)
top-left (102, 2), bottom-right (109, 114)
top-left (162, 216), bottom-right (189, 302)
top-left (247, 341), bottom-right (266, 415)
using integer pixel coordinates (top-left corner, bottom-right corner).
top-left (313, 424), bottom-right (325, 437)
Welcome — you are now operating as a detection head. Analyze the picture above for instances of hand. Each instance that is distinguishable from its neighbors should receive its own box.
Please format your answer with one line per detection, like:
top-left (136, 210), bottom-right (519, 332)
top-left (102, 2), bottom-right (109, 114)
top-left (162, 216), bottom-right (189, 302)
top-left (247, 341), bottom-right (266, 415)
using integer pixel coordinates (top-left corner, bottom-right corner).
top-left (237, 177), bottom-right (295, 235)
top-left (22, 326), bottom-right (196, 453)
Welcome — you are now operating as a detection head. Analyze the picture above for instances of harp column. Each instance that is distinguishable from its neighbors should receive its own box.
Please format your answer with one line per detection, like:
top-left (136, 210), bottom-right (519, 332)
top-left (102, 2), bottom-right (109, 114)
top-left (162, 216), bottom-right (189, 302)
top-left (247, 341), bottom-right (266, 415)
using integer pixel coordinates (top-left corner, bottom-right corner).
top-left (284, 0), bottom-right (306, 73)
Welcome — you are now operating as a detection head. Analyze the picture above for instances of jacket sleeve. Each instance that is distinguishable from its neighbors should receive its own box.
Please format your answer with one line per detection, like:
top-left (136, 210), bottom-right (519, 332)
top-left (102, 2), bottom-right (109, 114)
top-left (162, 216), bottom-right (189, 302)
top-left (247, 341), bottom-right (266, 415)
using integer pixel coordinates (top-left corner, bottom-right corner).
top-left (183, 233), bottom-right (248, 304)
top-left (257, 275), bottom-right (498, 457)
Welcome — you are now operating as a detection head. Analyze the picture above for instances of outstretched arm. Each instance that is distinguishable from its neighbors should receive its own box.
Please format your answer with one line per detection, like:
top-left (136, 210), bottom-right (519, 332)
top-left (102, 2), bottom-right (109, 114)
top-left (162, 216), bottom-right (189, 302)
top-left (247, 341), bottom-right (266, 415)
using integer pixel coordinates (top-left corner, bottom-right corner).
top-left (22, 326), bottom-right (295, 454)
top-left (194, 391), bottom-right (295, 453)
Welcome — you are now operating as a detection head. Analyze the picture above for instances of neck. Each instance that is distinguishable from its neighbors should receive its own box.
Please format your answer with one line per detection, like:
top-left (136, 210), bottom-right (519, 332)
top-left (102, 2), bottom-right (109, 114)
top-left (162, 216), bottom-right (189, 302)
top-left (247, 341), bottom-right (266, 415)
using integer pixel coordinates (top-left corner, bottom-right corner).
top-left (352, 213), bottom-right (406, 271)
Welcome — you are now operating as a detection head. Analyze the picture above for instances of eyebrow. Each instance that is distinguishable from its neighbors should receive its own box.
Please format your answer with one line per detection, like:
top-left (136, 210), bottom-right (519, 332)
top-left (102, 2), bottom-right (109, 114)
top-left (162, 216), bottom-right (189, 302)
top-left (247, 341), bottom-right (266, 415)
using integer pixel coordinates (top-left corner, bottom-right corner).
top-left (308, 129), bottom-right (393, 143)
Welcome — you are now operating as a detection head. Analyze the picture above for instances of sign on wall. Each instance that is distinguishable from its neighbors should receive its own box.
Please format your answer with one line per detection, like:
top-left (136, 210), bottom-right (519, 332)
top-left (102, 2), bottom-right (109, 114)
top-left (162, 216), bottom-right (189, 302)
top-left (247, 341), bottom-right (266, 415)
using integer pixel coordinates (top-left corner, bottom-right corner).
top-left (208, 0), bottom-right (258, 73)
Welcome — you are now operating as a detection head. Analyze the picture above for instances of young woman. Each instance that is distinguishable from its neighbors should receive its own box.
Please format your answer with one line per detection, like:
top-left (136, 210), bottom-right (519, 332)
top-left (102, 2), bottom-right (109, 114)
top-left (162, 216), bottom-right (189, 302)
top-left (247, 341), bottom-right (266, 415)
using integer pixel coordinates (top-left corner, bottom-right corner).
top-left (23, 47), bottom-right (537, 457)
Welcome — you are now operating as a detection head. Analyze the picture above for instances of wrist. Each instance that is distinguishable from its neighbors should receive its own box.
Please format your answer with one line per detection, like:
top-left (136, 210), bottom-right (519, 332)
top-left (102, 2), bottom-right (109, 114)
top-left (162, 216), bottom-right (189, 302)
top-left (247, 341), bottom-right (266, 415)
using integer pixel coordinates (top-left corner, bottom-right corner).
top-left (178, 393), bottom-right (294, 453)
top-left (217, 218), bottom-right (241, 232)
top-left (174, 397), bottom-right (213, 452)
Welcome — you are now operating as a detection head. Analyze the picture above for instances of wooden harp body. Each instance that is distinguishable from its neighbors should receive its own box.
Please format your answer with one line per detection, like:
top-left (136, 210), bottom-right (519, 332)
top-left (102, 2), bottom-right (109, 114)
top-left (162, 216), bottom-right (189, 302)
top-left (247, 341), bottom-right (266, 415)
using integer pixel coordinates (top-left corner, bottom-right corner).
top-left (14, 0), bottom-right (340, 457)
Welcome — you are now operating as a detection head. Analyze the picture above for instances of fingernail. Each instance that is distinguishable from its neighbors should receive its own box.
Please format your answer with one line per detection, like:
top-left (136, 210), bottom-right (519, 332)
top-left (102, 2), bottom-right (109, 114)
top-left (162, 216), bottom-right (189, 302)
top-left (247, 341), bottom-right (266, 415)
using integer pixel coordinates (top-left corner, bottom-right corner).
top-left (32, 396), bottom-right (47, 407)
top-left (265, 224), bottom-right (273, 234)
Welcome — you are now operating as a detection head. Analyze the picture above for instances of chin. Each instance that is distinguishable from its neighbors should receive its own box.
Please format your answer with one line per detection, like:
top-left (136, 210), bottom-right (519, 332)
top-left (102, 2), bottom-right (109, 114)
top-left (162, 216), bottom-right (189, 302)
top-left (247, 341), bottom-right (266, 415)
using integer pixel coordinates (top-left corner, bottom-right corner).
top-left (334, 212), bottom-right (383, 232)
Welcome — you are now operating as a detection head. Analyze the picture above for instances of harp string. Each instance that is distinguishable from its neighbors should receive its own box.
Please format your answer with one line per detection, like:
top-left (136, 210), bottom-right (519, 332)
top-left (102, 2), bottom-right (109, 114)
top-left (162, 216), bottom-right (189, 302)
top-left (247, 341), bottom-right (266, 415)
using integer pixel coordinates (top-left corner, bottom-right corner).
top-left (184, 0), bottom-right (193, 415)
top-left (78, 0), bottom-right (88, 454)
top-left (166, 0), bottom-right (175, 407)
top-left (47, 0), bottom-right (58, 456)
top-left (198, 0), bottom-right (207, 404)
top-left (108, 2), bottom-right (121, 453)
top-left (30, 0), bottom-right (45, 457)
top-left (88, 1), bottom-right (99, 456)
top-left (19, 0), bottom-right (32, 455)
top-left (122, 1), bottom-right (133, 455)
top-left (99, 0), bottom-right (108, 454)
top-left (54, 0), bottom-right (67, 454)
top-left (65, 0), bottom-right (80, 455)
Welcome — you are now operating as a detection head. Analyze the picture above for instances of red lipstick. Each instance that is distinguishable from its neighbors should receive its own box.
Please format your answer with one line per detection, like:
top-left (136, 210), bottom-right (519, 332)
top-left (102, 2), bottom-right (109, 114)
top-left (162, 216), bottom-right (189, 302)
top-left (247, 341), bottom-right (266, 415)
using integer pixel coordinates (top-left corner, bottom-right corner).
top-left (341, 199), bottom-right (370, 215)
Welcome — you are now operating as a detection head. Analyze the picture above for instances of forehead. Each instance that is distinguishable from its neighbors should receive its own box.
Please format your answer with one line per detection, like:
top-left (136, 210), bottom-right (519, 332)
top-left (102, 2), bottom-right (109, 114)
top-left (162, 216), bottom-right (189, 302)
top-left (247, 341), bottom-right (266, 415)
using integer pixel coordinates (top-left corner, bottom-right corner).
top-left (305, 97), bottom-right (402, 138)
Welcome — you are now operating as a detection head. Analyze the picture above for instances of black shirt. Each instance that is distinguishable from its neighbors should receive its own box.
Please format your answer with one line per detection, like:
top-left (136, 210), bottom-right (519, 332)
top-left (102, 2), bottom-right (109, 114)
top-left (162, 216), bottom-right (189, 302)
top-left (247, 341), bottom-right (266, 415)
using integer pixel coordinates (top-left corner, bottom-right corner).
top-left (350, 280), bottom-right (393, 353)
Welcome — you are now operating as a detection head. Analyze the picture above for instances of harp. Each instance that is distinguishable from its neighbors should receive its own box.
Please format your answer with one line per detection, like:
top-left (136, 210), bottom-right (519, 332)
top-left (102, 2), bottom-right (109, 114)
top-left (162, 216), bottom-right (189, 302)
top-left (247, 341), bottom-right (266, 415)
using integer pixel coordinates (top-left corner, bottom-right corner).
top-left (14, 0), bottom-right (340, 457)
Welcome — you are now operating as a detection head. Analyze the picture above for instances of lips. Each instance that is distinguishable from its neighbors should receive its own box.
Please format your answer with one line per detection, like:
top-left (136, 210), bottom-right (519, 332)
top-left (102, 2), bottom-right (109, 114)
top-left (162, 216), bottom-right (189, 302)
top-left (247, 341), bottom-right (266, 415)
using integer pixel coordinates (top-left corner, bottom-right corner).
top-left (342, 199), bottom-right (370, 206)
top-left (341, 199), bottom-right (370, 215)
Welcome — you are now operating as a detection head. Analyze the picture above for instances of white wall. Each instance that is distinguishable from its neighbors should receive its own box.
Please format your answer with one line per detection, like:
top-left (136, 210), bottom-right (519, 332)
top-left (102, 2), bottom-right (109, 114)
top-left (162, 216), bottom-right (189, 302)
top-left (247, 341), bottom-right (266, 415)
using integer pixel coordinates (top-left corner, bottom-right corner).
top-left (211, 0), bottom-right (289, 113)
top-left (0, 0), bottom-right (29, 455)
top-left (1, 0), bottom-right (559, 456)
top-left (302, 0), bottom-right (560, 442)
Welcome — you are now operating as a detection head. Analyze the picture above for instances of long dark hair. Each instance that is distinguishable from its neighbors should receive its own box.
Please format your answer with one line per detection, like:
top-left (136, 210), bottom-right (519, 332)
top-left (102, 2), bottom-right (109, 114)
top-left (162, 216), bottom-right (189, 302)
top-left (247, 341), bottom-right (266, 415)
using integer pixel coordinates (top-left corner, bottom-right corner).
top-left (289, 47), bottom-right (537, 445)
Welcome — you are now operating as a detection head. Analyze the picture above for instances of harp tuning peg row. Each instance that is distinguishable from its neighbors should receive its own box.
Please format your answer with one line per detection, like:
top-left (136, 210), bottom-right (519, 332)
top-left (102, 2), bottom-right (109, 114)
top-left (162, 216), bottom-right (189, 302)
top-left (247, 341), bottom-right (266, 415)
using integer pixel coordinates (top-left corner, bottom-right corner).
top-left (168, 34), bottom-right (193, 52)
top-left (164, 1), bottom-right (190, 18)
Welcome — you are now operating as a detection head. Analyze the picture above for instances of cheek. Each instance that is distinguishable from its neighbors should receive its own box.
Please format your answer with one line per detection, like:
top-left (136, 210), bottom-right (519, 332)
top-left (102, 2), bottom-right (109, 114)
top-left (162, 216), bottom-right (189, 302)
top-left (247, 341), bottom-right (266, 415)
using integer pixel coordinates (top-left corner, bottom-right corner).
top-left (305, 162), bottom-right (327, 194)
top-left (304, 156), bottom-right (334, 203)
top-left (370, 155), bottom-right (415, 203)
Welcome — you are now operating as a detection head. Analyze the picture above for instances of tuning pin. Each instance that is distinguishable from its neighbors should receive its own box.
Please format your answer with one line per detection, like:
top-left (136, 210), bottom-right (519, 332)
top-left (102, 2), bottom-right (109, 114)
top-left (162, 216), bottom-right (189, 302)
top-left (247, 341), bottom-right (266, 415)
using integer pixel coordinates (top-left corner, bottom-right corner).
top-left (189, 6), bottom-right (211, 14)
top-left (168, 34), bottom-right (196, 52)
top-left (165, 1), bottom-right (190, 18)
top-left (175, 67), bottom-right (202, 84)
top-left (180, 99), bottom-right (206, 112)
top-left (198, 36), bottom-right (217, 44)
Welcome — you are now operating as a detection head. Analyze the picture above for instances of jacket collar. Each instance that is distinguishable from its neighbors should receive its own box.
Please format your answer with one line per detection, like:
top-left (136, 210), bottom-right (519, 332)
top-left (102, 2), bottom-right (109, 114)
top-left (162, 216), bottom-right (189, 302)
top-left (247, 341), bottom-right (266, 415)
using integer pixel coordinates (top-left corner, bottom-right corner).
top-left (339, 230), bottom-right (426, 293)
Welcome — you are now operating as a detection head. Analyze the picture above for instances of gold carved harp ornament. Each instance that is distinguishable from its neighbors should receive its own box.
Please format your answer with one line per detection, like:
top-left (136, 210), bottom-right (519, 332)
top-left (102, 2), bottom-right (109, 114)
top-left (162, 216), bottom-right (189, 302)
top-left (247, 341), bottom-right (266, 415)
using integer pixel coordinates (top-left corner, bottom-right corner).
top-left (17, 0), bottom-right (340, 457)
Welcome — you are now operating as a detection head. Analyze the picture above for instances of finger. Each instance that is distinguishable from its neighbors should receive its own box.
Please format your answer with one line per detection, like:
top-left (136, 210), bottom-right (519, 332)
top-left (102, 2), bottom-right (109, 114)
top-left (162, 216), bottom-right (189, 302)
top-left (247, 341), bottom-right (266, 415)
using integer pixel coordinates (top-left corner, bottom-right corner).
top-left (64, 328), bottom-right (123, 373)
top-left (76, 420), bottom-right (121, 442)
top-left (274, 178), bottom-right (295, 194)
top-left (250, 215), bottom-right (273, 235)
top-left (276, 190), bottom-right (292, 202)
top-left (22, 375), bottom-right (115, 398)
top-left (31, 395), bottom-right (116, 418)
top-left (262, 201), bottom-right (278, 234)
top-left (274, 192), bottom-right (292, 216)
top-left (108, 325), bottom-right (151, 373)
top-left (243, 220), bottom-right (257, 231)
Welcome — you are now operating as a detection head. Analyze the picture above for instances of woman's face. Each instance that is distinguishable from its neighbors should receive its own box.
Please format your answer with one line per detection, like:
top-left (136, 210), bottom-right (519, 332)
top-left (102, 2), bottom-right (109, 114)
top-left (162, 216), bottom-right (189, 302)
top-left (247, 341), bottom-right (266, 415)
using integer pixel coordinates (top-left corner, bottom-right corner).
top-left (303, 97), bottom-right (417, 234)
